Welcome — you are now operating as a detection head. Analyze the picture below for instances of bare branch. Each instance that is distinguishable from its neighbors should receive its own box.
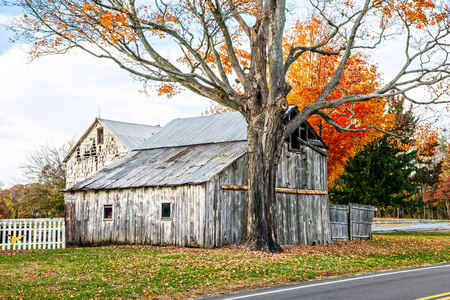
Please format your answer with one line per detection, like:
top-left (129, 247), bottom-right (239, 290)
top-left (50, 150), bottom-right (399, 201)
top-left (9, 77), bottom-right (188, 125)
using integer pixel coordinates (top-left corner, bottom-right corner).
top-left (313, 110), bottom-right (399, 137)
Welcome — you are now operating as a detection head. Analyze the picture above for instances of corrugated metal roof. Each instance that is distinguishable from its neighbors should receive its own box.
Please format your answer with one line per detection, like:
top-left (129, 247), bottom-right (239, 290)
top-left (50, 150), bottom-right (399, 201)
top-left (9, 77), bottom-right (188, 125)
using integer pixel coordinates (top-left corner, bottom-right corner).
top-left (135, 112), bottom-right (247, 150)
top-left (98, 118), bottom-right (161, 149)
top-left (65, 141), bottom-right (248, 191)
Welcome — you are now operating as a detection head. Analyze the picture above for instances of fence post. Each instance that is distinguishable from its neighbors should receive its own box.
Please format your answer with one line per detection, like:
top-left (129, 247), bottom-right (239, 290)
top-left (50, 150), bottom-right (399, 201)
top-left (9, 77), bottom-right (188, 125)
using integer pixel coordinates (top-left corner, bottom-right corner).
top-left (348, 204), bottom-right (352, 241)
top-left (37, 220), bottom-right (42, 250)
top-left (1, 220), bottom-right (5, 250)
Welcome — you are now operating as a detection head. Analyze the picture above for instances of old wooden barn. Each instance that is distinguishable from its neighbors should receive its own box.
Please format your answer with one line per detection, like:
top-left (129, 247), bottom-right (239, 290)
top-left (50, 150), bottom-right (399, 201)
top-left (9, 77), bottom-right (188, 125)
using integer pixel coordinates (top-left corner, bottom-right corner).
top-left (64, 109), bottom-right (331, 247)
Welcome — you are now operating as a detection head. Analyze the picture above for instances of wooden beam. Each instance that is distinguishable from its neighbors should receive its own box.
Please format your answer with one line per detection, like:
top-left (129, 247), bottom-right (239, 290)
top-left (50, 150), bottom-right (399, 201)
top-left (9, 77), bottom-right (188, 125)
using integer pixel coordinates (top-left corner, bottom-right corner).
top-left (220, 185), bottom-right (328, 195)
top-left (221, 185), bottom-right (248, 191)
top-left (275, 187), bottom-right (328, 195)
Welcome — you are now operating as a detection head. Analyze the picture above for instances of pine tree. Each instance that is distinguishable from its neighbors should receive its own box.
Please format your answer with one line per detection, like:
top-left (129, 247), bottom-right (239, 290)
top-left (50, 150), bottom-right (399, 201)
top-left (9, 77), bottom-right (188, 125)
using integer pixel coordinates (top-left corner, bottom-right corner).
top-left (330, 137), bottom-right (418, 210)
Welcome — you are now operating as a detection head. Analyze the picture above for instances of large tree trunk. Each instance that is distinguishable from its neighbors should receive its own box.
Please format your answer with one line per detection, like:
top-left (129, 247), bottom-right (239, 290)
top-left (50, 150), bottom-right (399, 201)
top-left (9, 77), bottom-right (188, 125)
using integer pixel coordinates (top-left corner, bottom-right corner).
top-left (236, 1), bottom-right (289, 252)
top-left (239, 107), bottom-right (285, 253)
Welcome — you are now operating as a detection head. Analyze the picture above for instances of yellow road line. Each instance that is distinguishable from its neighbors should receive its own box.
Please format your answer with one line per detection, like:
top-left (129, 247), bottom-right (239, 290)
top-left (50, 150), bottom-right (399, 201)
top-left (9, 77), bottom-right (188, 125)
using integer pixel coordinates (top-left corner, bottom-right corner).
top-left (415, 292), bottom-right (450, 300)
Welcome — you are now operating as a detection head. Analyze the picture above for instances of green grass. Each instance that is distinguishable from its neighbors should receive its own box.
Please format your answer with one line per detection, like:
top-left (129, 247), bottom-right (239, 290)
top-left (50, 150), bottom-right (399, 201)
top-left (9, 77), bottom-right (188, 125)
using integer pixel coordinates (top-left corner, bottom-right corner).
top-left (1, 231), bottom-right (449, 299)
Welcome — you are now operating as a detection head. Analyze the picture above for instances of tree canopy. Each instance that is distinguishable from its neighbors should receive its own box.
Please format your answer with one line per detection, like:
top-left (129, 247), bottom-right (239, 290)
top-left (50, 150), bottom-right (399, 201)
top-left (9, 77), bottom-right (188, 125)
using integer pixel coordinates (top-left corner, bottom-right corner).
top-left (285, 17), bottom-right (395, 185)
top-left (7, 0), bottom-right (450, 251)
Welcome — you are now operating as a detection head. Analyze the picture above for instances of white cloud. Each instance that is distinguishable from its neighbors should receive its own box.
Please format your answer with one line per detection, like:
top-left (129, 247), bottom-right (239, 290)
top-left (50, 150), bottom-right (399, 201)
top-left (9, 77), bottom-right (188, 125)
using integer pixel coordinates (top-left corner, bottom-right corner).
top-left (0, 45), bottom-right (211, 187)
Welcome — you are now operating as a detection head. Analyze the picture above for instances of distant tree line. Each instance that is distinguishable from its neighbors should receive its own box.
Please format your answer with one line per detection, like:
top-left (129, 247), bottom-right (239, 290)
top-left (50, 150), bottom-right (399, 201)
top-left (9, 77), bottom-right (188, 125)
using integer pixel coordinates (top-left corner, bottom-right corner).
top-left (0, 141), bottom-right (73, 219)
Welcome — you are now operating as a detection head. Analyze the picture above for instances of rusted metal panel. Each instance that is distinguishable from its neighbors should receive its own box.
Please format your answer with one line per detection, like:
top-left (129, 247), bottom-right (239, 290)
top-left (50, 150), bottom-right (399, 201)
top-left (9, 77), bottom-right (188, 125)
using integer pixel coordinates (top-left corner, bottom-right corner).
top-left (64, 198), bottom-right (76, 244)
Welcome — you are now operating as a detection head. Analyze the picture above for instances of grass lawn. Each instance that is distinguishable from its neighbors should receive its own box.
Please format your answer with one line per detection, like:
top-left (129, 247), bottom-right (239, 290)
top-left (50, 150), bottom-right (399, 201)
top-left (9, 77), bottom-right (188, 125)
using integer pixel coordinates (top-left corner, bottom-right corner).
top-left (1, 231), bottom-right (449, 299)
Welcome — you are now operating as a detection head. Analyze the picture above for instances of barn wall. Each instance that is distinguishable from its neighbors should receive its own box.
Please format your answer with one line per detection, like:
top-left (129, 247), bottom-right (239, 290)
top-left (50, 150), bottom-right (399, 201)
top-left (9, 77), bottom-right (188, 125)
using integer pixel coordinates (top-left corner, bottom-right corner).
top-left (276, 144), bottom-right (327, 190)
top-left (66, 123), bottom-right (129, 188)
top-left (64, 184), bottom-right (210, 247)
top-left (207, 143), bottom-right (330, 246)
top-left (207, 156), bottom-right (248, 247)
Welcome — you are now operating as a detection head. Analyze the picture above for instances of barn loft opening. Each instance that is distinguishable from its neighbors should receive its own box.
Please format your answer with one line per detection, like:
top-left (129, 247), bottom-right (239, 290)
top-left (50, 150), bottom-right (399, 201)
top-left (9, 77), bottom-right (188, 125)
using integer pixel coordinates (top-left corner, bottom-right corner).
top-left (283, 107), bottom-right (328, 152)
top-left (97, 128), bottom-right (104, 145)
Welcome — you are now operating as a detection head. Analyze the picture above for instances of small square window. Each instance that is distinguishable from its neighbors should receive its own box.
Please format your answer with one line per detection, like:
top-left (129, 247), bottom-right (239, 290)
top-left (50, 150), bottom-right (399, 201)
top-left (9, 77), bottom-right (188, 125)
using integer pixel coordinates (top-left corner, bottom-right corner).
top-left (97, 128), bottom-right (104, 144)
top-left (161, 203), bottom-right (171, 219)
top-left (104, 205), bottom-right (113, 220)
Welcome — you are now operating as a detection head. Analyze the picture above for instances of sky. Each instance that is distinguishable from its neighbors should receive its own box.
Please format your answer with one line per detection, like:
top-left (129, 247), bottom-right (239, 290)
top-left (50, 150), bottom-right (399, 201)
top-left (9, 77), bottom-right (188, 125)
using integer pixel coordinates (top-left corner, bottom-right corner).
top-left (0, 7), bottom-right (211, 187)
top-left (0, 5), bottom-right (449, 188)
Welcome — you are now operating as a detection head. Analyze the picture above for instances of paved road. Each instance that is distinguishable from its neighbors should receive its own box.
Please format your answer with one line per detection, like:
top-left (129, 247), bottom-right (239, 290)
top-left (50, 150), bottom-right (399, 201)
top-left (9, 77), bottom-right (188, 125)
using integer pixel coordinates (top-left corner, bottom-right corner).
top-left (202, 263), bottom-right (450, 300)
top-left (372, 220), bottom-right (450, 233)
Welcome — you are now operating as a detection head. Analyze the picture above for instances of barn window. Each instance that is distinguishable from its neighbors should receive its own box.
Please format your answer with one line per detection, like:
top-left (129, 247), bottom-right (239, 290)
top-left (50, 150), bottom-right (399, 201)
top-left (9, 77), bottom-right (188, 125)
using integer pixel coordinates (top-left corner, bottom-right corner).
top-left (97, 128), bottom-right (104, 144)
top-left (161, 203), bottom-right (171, 219)
top-left (103, 205), bottom-right (113, 220)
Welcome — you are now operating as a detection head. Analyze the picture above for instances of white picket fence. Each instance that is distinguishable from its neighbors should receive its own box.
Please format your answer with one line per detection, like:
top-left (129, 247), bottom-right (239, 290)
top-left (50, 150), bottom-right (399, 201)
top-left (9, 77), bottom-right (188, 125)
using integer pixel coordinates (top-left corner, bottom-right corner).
top-left (0, 218), bottom-right (65, 250)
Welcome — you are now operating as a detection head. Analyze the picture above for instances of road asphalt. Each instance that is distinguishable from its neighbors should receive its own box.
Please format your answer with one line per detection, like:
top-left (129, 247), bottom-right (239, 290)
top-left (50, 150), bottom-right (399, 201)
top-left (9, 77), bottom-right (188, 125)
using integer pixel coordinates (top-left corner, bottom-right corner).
top-left (202, 263), bottom-right (450, 300)
top-left (372, 220), bottom-right (450, 233)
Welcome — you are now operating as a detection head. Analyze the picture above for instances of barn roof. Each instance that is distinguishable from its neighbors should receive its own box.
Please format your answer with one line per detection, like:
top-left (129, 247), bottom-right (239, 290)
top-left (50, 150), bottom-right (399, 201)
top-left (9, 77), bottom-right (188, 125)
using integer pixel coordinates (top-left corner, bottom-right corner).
top-left (65, 141), bottom-right (247, 190)
top-left (65, 110), bottom-right (327, 192)
top-left (135, 112), bottom-right (247, 150)
top-left (98, 118), bottom-right (161, 149)
top-left (63, 118), bottom-right (161, 163)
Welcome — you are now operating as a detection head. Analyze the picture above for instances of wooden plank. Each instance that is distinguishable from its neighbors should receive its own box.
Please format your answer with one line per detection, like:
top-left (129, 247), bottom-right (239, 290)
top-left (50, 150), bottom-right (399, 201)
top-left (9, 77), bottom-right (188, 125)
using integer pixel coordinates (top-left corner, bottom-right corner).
top-left (299, 195), bottom-right (305, 246)
top-left (276, 187), bottom-right (328, 195)
top-left (290, 195), bottom-right (298, 245)
top-left (279, 193), bottom-right (286, 244)
top-left (205, 181), bottom-right (213, 248)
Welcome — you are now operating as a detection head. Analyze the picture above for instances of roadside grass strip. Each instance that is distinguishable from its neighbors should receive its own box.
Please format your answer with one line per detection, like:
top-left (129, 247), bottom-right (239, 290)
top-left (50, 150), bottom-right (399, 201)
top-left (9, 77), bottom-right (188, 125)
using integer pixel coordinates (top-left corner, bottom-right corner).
top-left (0, 231), bottom-right (450, 299)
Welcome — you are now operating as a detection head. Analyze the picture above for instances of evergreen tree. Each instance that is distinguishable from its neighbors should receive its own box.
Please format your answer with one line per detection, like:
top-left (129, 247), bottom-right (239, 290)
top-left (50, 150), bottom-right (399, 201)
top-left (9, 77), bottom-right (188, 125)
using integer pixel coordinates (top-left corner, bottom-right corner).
top-left (330, 96), bottom-right (419, 211)
top-left (330, 137), bottom-right (418, 209)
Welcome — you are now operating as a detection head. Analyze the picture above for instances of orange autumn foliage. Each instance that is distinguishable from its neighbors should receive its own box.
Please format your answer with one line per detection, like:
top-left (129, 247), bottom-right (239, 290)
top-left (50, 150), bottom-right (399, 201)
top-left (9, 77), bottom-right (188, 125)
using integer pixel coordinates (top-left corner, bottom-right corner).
top-left (378, 0), bottom-right (447, 29)
top-left (285, 17), bottom-right (395, 186)
top-left (203, 101), bottom-right (235, 115)
top-left (413, 124), bottom-right (440, 159)
top-left (157, 83), bottom-right (183, 99)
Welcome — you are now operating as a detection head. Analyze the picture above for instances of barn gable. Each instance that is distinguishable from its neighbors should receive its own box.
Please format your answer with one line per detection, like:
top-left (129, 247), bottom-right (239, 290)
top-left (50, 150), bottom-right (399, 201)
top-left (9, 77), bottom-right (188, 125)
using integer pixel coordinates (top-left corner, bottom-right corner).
top-left (64, 118), bottom-right (161, 188)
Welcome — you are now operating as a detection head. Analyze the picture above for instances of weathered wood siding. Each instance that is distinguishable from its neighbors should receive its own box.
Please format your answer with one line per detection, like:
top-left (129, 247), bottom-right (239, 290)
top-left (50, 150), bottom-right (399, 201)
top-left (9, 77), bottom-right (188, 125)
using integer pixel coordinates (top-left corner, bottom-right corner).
top-left (349, 203), bottom-right (375, 240)
top-left (275, 144), bottom-right (330, 245)
top-left (329, 204), bottom-right (349, 241)
top-left (329, 203), bottom-right (375, 241)
top-left (64, 185), bottom-right (209, 247)
top-left (206, 143), bottom-right (331, 246)
top-left (207, 157), bottom-right (248, 247)
top-left (276, 144), bottom-right (327, 190)
top-left (66, 124), bottom-right (129, 188)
